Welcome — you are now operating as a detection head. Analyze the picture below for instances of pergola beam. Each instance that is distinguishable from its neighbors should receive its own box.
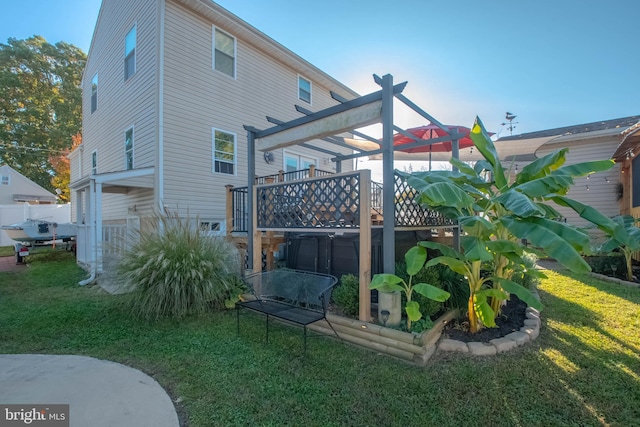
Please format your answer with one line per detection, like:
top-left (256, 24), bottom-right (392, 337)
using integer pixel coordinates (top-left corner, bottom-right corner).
top-left (256, 100), bottom-right (384, 152)
top-left (253, 82), bottom-right (406, 151)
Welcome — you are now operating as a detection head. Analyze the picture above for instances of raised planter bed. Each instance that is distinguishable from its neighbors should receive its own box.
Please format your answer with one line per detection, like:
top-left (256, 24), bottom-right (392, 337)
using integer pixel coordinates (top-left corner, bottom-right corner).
top-left (308, 310), bottom-right (458, 365)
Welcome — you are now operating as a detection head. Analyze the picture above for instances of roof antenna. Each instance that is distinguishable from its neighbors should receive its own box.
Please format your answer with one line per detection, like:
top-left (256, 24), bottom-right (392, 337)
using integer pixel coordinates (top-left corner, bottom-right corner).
top-left (501, 112), bottom-right (519, 135)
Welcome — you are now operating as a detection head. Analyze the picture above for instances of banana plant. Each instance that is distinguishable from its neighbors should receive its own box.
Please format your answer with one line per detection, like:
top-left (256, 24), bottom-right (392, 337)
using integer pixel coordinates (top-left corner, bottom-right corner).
top-left (402, 116), bottom-right (632, 332)
top-left (597, 215), bottom-right (640, 281)
top-left (369, 245), bottom-right (450, 331)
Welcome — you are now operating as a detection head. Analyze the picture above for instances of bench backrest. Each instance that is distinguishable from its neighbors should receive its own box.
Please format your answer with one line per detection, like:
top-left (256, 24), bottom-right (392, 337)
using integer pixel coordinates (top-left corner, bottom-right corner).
top-left (244, 269), bottom-right (338, 313)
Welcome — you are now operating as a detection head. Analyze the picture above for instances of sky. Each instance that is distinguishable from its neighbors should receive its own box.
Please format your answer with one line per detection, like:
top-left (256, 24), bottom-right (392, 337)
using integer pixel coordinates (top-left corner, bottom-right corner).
top-left (1, 0), bottom-right (639, 175)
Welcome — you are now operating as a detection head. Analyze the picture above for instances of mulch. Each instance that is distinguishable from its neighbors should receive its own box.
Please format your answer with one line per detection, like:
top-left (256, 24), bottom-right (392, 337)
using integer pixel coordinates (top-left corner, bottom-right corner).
top-left (442, 295), bottom-right (527, 343)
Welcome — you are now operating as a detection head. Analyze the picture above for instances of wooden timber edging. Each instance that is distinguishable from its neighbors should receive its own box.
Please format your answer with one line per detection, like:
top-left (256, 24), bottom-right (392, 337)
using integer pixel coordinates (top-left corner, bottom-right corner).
top-left (308, 310), bottom-right (459, 366)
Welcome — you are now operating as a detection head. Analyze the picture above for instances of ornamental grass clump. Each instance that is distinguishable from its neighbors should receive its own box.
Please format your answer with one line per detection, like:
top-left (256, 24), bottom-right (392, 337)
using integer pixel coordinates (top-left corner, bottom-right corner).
top-left (118, 210), bottom-right (242, 320)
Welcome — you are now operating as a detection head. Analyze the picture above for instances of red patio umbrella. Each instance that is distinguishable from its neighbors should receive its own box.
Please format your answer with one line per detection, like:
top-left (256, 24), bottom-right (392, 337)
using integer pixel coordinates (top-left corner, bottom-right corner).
top-left (393, 124), bottom-right (488, 170)
top-left (393, 124), bottom-right (474, 154)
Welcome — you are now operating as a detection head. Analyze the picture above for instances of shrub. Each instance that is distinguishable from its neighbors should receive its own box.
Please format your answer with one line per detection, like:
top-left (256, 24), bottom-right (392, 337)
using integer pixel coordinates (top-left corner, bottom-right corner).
top-left (332, 274), bottom-right (359, 317)
top-left (584, 254), bottom-right (626, 280)
top-left (436, 264), bottom-right (468, 311)
top-left (118, 210), bottom-right (242, 320)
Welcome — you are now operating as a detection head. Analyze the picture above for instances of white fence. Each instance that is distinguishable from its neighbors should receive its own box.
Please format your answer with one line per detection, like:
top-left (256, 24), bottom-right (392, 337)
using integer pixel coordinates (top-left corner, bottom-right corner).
top-left (0, 204), bottom-right (72, 246)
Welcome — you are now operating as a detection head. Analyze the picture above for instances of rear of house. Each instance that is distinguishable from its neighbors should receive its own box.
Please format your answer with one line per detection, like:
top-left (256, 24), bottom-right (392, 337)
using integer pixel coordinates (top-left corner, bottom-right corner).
top-left (70, 0), bottom-right (357, 270)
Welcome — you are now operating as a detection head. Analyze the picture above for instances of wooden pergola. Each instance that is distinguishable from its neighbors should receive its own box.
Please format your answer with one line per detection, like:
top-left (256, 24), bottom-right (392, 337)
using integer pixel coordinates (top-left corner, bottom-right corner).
top-left (243, 74), bottom-right (463, 321)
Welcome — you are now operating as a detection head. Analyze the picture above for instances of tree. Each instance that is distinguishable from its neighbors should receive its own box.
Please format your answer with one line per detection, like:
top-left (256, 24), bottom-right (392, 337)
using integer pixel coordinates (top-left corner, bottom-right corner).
top-left (49, 132), bottom-right (82, 203)
top-left (404, 117), bottom-right (632, 333)
top-left (0, 36), bottom-right (86, 192)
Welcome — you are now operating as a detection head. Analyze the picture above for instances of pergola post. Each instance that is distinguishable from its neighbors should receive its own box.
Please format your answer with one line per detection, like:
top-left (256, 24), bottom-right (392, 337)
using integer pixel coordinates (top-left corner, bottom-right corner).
top-left (359, 170), bottom-right (372, 321)
top-left (381, 73), bottom-right (395, 274)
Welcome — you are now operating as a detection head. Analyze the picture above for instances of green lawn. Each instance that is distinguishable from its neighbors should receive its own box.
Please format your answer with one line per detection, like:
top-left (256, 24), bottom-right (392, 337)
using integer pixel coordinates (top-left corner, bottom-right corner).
top-left (1, 252), bottom-right (639, 426)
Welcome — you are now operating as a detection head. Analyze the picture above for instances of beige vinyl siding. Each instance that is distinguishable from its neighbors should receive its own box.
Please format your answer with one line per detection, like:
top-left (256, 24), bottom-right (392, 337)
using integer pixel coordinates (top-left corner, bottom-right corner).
top-left (162, 0), bottom-right (354, 221)
top-left (537, 138), bottom-right (621, 238)
top-left (81, 0), bottom-right (158, 218)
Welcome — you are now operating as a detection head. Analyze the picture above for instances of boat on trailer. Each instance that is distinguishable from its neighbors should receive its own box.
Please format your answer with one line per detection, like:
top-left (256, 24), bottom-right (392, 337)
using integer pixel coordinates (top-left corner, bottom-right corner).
top-left (1, 219), bottom-right (76, 244)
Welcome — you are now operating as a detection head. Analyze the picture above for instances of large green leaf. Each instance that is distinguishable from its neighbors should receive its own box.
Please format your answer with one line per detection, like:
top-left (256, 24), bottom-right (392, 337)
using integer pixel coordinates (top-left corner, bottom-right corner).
top-left (405, 245), bottom-right (427, 276)
top-left (494, 277), bottom-right (544, 311)
top-left (495, 189), bottom-right (546, 217)
top-left (500, 216), bottom-right (590, 273)
top-left (552, 196), bottom-right (637, 248)
top-left (426, 256), bottom-right (470, 277)
top-left (462, 236), bottom-right (493, 262)
top-left (450, 157), bottom-right (478, 177)
top-left (535, 202), bottom-right (564, 220)
top-left (516, 149), bottom-right (567, 184)
top-left (405, 300), bottom-right (422, 322)
top-left (419, 241), bottom-right (463, 260)
top-left (470, 116), bottom-right (507, 190)
top-left (369, 274), bottom-right (405, 293)
top-left (473, 292), bottom-right (496, 328)
top-left (552, 160), bottom-right (615, 178)
top-left (407, 178), bottom-right (474, 212)
top-left (414, 283), bottom-right (451, 302)
top-left (514, 174), bottom-right (575, 198)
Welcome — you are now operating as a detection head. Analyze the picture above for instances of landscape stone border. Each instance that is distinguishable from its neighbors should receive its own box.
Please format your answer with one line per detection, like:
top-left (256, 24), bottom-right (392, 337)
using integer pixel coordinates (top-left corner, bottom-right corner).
top-left (437, 289), bottom-right (542, 356)
top-left (590, 272), bottom-right (640, 288)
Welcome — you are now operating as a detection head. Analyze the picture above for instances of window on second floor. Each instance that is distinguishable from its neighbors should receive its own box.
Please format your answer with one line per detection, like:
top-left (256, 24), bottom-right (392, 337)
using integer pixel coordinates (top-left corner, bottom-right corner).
top-left (298, 76), bottom-right (311, 104)
top-left (125, 128), bottom-right (134, 170)
top-left (91, 73), bottom-right (98, 113)
top-left (213, 128), bottom-right (235, 175)
top-left (213, 28), bottom-right (235, 78)
top-left (125, 25), bottom-right (136, 80)
top-left (91, 151), bottom-right (97, 175)
top-left (1, 175), bottom-right (10, 185)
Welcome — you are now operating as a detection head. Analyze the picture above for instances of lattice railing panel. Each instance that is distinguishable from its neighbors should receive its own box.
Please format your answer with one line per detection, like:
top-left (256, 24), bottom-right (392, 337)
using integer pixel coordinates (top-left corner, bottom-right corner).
top-left (258, 173), bottom-right (362, 229)
top-left (394, 174), bottom-right (455, 227)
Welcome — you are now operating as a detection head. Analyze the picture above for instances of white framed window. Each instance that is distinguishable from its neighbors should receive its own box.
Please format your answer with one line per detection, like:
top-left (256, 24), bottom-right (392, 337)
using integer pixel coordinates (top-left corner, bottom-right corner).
top-left (125, 25), bottom-right (136, 80)
top-left (213, 27), bottom-right (236, 78)
top-left (1, 175), bottom-right (9, 185)
top-left (91, 73), bottom-right (98, 113)
top-left (213, 128), bottom-right (236, 175)
top-left (91, 150), bottom-right (97, 175)
top-left (125, 127), bottom-right (134, 170)
top-left (298, 76), bottom-right (311, 104)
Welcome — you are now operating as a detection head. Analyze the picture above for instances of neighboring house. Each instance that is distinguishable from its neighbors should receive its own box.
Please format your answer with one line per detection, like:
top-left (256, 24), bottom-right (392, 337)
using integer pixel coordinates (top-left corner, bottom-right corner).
top-left (497, 115), bottom-right (640, 239)
top-left (0, 164), bottom-right (57, 205)
top-left (611, 121), bottom-right (640, 218)
top-left (70, 0), bottom-right (358, 270)
top-left (0, 164), bottom-right (72, 246)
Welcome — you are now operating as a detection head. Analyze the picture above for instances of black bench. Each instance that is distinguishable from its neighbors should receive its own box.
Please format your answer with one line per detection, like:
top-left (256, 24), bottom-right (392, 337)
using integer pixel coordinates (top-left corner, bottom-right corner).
top-left (236, 269), bottom-right (340, 353)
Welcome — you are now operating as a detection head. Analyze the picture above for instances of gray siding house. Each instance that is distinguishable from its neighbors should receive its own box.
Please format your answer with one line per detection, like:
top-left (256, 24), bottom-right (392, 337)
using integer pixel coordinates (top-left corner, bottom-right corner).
top-left (70, 0), bottom-right (358, 270)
